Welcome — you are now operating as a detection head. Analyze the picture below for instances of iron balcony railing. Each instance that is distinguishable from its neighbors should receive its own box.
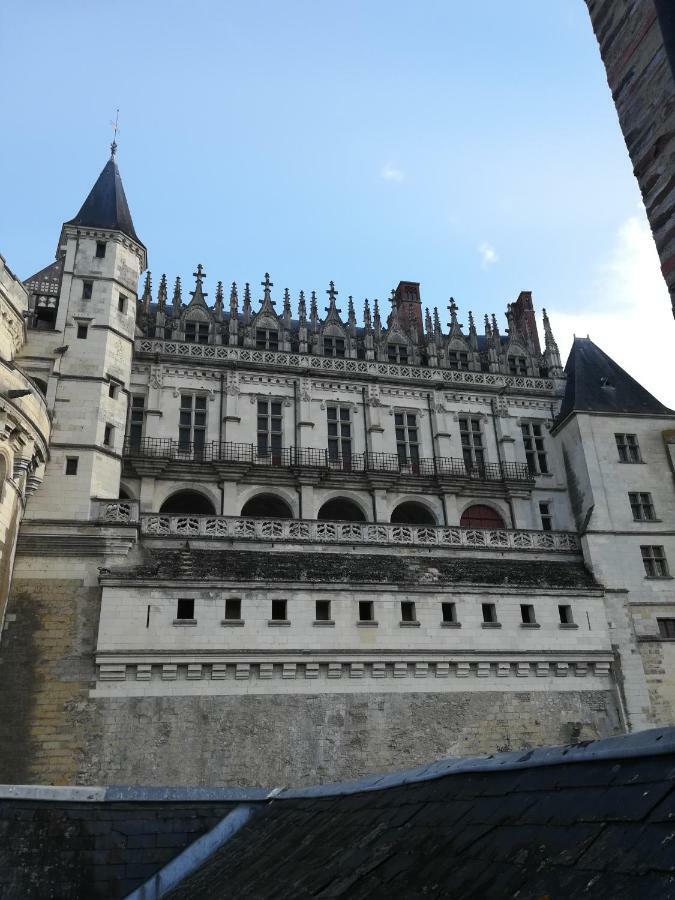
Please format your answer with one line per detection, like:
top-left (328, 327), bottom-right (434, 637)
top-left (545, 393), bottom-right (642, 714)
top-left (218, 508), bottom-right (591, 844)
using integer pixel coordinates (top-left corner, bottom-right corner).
top-left (122, 437), bottom-right (533, 483)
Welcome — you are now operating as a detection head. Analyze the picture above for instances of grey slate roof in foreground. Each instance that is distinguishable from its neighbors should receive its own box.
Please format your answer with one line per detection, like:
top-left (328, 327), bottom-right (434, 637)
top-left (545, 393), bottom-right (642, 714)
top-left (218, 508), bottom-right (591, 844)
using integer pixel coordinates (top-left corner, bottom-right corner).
top-left (557, 336), bottom-right (674, 425)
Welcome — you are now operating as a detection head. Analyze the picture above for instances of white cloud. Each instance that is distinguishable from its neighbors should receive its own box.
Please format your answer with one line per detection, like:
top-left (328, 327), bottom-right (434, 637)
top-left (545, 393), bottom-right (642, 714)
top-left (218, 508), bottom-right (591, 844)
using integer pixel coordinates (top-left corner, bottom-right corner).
top-left (380, 163), bottom-right (404, 183)
top-left (478, 241), bottom-right (498, 269)
top-left (544, 213), bottom-right (675, 407)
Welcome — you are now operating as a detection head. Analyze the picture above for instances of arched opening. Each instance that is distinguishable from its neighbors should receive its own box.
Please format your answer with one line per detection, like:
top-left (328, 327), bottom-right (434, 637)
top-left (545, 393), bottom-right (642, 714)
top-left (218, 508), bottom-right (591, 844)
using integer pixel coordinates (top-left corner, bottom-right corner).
top-left (240, 493), bottom-right (293, 519)
top-left (460, 504), bottom-right (506, 529)
top-left (390, 501), bottom-right (436, 525)
top-left (160, 490), bottom-right (216, 515)
top-left (317, 497), bottom-right (366, 522)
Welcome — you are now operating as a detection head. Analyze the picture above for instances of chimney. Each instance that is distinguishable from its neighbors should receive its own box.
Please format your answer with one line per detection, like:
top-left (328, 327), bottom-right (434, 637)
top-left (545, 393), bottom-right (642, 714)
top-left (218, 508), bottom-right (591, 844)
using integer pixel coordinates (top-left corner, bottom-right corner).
top-left (511, 291), bottom-right (541, 355)
top-left (394, 281), bottom-right (423, 340)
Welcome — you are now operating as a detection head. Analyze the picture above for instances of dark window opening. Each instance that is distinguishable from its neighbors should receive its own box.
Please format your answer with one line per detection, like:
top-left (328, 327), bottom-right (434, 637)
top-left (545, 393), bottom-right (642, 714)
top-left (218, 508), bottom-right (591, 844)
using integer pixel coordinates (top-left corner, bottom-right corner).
top-left (539, 501), bottom-right (552, 531)
top-left (521, 422), bottom-right (549, 475)
top-left (225, 598), bottom-right (242, 620)
top-left (616, 433), bottom-right (641, 463)
top-left (559, 604), bottom-right (574, 625)
top-left (159, 491), bottom-right (216, 515)
top-left (315, 599), bottom-right (331, 621)
top-left (327, 405), bottom-right (352, 465)
top-left (271, 599), bottom-right (287, 621)
top-left (442, 602), bottom-right (457, 623)
top-left (520, 604), bottom-right (536, 624)
top-left (118, 294), bottom-right (127, 313)
top-left (256, 328), bottom-right (279, 351)
top-left (108, 383), bottom-right (117, 399)
top-left (387, 343), bottom-right (409, 364)
top-left (629, 492), bottom-right (656, 521)
top-left (641, 545), bottom-right (669, 578)
top-left (176, 598), bottom-right (194, 620)
top-left (401, 600), bottom-right (416, 622)
top-left (508, 356), bottom-right (528, 375)
top-left (658, 618), bottom-right (675, 639)
top-left (324, 336), bottom-right (346, 358)
top-left (459, 417), bottom-right (484, 473)
top-left (82, 280), bottom-right (93, 300)
top-left (95, 241), bottom-right (106, 259)
top-left (390, 502), bottom-right (435, 525)
top-left (395, 411), bottom-right (419, 468)
top-left (77, 324), bottom-right (88, 339)
top-left (103, 424), bottom-right (113, 447)
top-left (317, 498), bottom-right (366, 522)
top-left (128, 395), bottom-right (145, 448)
top-left (65, 457), bottom-right (78, 476)
top-left (447, 350), bottom-right (469, 371)
top-left (482, 603), bottom-right (497, 624)
top-left (257, 399), bottom-right (282, 461)
top-left (185, 321), bottom-right (210, 344)
top-left (240, 494), bottom-right (293, 519)
top-left (358, 600), bottom-right (374, 622)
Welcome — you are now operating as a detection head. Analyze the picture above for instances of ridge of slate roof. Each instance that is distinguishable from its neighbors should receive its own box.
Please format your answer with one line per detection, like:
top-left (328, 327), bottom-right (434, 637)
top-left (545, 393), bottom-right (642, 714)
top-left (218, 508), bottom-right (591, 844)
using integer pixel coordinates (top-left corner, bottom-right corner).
top-left (557, 337), bottom-right (673, 424)
top-left (65, 153), bottom-right (142, 246)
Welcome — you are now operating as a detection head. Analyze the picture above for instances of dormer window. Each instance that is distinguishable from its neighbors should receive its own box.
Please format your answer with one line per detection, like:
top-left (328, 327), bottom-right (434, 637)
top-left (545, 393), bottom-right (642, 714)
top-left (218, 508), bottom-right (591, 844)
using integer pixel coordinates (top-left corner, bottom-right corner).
top-left (508, 356), bottom-right (528, 375)
top-left (323, 336), bottom-right (345, 358)
top-left (185, 321), bottom-right (209, 344)
top-left (447, 350), bottom-right (469, 370)
top-left (256, 328), bottom-right (279, 351)
top-left (387, 343), bottom-right (408, 364)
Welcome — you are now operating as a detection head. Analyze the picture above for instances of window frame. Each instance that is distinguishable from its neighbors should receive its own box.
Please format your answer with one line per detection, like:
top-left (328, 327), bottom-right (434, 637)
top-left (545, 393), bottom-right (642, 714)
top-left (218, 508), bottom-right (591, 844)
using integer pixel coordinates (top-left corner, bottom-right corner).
top-left (521, 422), bottom-right (549, 475)
top-left (179, 393), bottom-right (207, 454)
top-left (255, 328), bottom-right (279, 351)
top-left (395, 410), bottom-right (420, 469)
top-left (629, 492), bottom-right (656, 521)
top-left (95, 241), bottom-right (107, 259)
top-left (76, 324), bottom-right (88, 340)
top-left (539, 500), bottom-right (553, 531)
top-left (176, 598), bottom-right (195, 621)
top-left (82, 280), bottom-right (93, 300)
top-left (447, 349), bottom-right (469, 371)
top-left (257, 398), bottom-right (283, 461)
top-left (323, 335), bottom-right (346, 358)
top-left (128, 395), bottom-right (145, 448)
top-left (459, 416), bottom-right (485, 473)
top-left (224, 598), bottom-right (242, 621)
top-left (658, 618), bottom-right (675, 639)
top-left (616, 433), bottom-right (642, 463)
top-left (508, 355), bottom-right (528, 375)
top-left (400, 600), bottom-right (417, 623)
top-left (184, 319), bottom-right (210, 344)
top-left (387, 342), bottom-right (409, 365)
top-left (65, 457), bottom-right (79, 476)
top-left (641, 545), bottom-right (670, 578)
top-left (327, 404), bottom-right (352, 465)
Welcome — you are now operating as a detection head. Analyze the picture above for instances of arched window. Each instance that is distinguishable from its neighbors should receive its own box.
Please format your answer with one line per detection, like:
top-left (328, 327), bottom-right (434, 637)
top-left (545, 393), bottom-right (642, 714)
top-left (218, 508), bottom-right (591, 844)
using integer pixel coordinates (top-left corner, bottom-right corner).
top-left (160, 491), bottom-right (216, 515)
top-left (390, 501), bottom-right (436, 525)
top-left (460, 504), bottom-right (505, 529)
top-left (317, 498), bottom-right (366, 522)
top-left (240, 494), bottom-right (293, 518)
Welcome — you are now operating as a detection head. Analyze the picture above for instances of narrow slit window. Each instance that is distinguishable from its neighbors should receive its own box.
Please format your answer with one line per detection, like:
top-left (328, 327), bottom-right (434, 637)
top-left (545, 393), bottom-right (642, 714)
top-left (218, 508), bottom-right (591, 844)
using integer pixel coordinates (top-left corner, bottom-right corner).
top-left (82, 280), bottom-right (93, 300)
top-left (108, 383), bottom-right (117, 399)
top-left (118, 294), bottom-right (127, 313)
top-left (176, 598), bottom-right (194, 620)
top-left (539, 501), bottom-right (553, 531)
top-left (103, 424), bottom-right (113, 447)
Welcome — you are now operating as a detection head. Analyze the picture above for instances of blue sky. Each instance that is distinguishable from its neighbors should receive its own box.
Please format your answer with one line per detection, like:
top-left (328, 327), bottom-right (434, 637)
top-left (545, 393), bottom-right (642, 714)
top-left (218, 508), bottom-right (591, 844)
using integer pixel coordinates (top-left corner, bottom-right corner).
top-left (2, 1), bottom-right (673, 402)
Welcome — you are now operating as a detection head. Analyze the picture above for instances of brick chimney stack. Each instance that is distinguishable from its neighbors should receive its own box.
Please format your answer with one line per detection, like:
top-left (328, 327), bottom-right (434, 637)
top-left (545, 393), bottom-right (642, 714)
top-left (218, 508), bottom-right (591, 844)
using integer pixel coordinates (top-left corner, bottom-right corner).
top-left (511, 291), bottom-right (541, 355)
top-left (394, 281), bottom-right (423, 340)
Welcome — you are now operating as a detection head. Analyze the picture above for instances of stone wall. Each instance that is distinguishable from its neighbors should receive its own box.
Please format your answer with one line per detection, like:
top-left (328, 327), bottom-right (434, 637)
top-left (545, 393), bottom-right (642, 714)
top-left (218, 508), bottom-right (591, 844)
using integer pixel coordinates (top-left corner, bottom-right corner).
top-left (585, 0), bottom-right (675, 318)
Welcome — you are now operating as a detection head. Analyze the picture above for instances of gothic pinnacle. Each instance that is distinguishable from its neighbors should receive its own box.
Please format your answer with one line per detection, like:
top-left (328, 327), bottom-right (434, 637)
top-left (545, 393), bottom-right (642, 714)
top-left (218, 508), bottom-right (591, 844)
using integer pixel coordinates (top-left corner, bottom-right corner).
top-left (172, 276), bottom-right (182, 310)
top-left (425, 307), bottom-right (433, 337)
top-left (298, 290), bottom-right (307, 325)
top-left (141, 271), bottom-right (152, 312)
top-left (157, 274), bottom-right (167, 311)
top-left (363, 298), bottom-right (372, 331)
top-left (230, 282), bottom-right (239, 314)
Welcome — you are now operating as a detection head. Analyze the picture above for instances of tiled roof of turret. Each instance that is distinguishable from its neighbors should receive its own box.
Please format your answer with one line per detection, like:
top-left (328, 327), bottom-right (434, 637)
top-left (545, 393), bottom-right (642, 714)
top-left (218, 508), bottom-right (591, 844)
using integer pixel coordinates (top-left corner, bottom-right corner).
top-left (64, 152), bottom-right (142, 246)
top-left (557, 337), bottom-right (673, 424)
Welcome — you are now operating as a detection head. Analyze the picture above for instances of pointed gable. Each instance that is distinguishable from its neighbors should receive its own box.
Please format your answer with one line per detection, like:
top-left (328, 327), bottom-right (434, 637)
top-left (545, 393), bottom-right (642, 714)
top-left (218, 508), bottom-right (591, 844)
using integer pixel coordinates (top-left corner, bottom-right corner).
top-left (557, 337), bottom-right (673, 425)
top-left (65, 153), bottom-right (142, 246)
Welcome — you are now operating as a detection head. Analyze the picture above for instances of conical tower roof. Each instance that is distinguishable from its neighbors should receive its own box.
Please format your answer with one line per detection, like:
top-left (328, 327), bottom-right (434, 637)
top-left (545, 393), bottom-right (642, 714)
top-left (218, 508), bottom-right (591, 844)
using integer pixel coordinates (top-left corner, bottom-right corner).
top-left (65, 151), bottom-right (142, 247)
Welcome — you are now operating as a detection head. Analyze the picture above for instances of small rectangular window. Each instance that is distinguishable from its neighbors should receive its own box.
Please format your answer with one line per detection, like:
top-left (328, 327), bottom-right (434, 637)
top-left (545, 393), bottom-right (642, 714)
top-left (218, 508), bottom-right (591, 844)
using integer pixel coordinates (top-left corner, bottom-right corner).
top-left (82, 280), bottom-right (93, 300)
top-left (108, 383), bottom-right (117, 399)
top-left (482, 603), bottom-right (497, 624)
top-left (95, 241), bottom-right (106, 259)
top-left (315, 599), bottom-right (331, 621)
top-left (658, 618), bottom-right (675, 639)
top-left (559, 604), bottom-right (574, 625)
top-left (401, 600), bottom-right (416, 622)
top-left (520, 604), bottom-right (536, 624)
top-left (77, 324), bottom-right (88, 339)
top-left (118, 294), bottom-right (127, 313)
top-left (641, 545), bottom-right (669, 578)
top-left (225, 598), bottom-right (241, 620)
top-left (358, 600), bottom-right (374, 622)
top-left (256, 328), bottom-right (279, 351)
top-left (441, 602), bottom-right (457, 624)
top-left (65, 457), bottom-right (78, 476)
top-left (629, 492), bottom-right (656, 521)
top-left (539, 501), bottom-right (552, 531)
top-left (176, 598), bottom-right (194, 620)
top-left (103, 424), bottom-right (113, 447)
top-left (271, 599), bottom-right (287, 621)
top-left (521, 423), bottom-right (549, 475)
top-left (616, 433), bottom-right (641, 463)
top-left (508, 355), bottom-right (528, 375)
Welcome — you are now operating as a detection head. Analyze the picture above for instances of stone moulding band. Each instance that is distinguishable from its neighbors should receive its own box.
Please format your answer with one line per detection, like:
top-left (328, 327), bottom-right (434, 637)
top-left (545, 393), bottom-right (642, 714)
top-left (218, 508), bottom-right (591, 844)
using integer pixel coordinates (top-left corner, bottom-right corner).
top-left (96, 658), bottom-right (611, 682)
top-left (134, 339), bottom-right (558, 393)
top-left (127, 510), bottom-right (580, 553)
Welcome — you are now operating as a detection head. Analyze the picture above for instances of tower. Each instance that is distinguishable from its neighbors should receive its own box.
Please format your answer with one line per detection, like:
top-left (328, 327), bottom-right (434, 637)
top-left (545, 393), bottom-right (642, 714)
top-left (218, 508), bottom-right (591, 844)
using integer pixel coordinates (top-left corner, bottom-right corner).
top-left (25, 145), bottom-right (146, 520)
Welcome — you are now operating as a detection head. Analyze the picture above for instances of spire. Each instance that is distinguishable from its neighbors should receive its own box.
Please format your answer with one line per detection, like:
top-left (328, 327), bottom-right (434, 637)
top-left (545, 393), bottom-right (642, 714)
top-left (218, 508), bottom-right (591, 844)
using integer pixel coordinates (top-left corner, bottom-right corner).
top-left (172, 276), bottom-right (182, 313)
top-left (387, 288), bottom-right (402, 331)
top-left (188, 264), bottom-right (208, 307)
top-left (141, 271), bottom-right (152, 313)
top-left (310, 291), bottom-right (319, 333)
top-left (433, 307), bottom-right (442, 337)
top-left (542, 308), bottom-right (559, 353)
top-left (214, 281), bottom-right (224, 320)
top-left (348, 295), bottom-right (356, 332)
top-left (242, 283), bottom-right (252, 324)
top-left (447, 297), bottom-right (463, 337)
top-left (229, 282), bottom-right (239, 317)
top-left (157, 274), bottom-right (167, 312)
top-left (424, 307), bottom-right (433, 338)
top-left (65, 153), bottom-right (142, 247)
top-left (468, 310), bottom-right (478, 350)
top-left (283, 288), bottom-right (292, 327)
top-left (484, 313), bottom-right (492, 338)
top-left (298, 290), bottom-right (307, 326)
top-left (373, 298), bottom-right (382, 338)
top-left (363, 298), bottom-right (372, 332)
top-left (324, 281), bottom-right (342, 324)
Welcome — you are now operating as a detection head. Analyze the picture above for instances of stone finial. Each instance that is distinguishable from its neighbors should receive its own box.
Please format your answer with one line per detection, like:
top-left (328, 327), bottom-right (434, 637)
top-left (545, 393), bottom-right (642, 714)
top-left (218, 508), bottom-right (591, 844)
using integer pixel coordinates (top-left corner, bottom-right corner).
top-left (425, 307), bottom-right (433, 337)
top-left (310, 290), bottom-right (319, 333)
top-left (484, 313), bottom-right (492, 337)
top-left (283, 288), bottom-right (292, 326)
top-left (298, 290), bottom-right (307, 325)
top-left (230, 282), bottom-right (239, 315)
top-left (348, 295), bottom-right (356, 327)
top-left (363, 298), bottom-right (372, 331)
top-left (141, 271), bottom-right (152, 313)
top-left (242, 282), bottom-right (252, 324)
top-left (373, 298), bottom-right (382, 337)
top-left (491, 313), bottom-right (500, 338)
top-left (542, 308), bottom-right (559, 351)
top-left (172, 276), bottom-right (182, 311)
top-left (189, 265), bottom-right (208, 305)
top-left (157, 274), bottom-right (168, 312)
top-left (433, 307), bottom-right (442, 336)
top-left (468, 310), bottom-right (478, 350)
top-left (214, 281), bottom-right (224, 320)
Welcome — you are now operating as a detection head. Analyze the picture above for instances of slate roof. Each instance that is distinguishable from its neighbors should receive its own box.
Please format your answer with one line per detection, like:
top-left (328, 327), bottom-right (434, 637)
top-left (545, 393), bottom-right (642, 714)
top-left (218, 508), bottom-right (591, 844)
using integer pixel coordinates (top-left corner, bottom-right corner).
top-left (159, 728), bottom-right (675, 900)
top-left (65, 154), bottom-right (142, 246)
top-left (557, 337), bottom-right (673, 424)
top-left (108, 548), bottom-right (598, 590)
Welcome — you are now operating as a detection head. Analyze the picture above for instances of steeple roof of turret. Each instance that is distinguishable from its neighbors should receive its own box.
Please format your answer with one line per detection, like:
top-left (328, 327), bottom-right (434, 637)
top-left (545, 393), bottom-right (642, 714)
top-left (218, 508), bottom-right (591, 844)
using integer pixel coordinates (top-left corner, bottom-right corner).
top-left (65, 151), bottom-right (142, 246)
top-left (557, 337), bottom-right (673, 425)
